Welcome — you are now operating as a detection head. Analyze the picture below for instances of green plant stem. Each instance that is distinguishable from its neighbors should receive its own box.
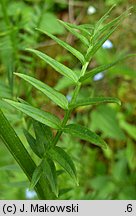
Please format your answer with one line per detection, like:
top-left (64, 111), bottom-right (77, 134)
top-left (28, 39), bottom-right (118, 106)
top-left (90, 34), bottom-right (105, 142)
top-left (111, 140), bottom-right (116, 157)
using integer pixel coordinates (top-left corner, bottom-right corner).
top-left (0, 109), bottom-right (55, 199)
top-left (52, 62), bottom-right (89, 146)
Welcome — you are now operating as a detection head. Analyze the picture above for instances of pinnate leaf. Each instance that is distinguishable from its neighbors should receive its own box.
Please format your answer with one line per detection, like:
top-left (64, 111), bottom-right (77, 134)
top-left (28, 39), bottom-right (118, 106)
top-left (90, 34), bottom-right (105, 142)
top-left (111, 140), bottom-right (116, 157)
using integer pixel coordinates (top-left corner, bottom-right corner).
top-left (63, 124), bottom-right (107, 149)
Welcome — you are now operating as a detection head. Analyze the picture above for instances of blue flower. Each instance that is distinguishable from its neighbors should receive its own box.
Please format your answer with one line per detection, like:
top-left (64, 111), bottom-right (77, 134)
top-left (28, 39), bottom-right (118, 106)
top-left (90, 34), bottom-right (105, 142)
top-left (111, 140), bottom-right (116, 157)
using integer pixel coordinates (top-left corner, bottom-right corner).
top-left (66, 95), bottom-right (72, 102)
top-left (102, 40), bottom-right (113, 49)
top-left (93, 72), bottom-right (104, 81)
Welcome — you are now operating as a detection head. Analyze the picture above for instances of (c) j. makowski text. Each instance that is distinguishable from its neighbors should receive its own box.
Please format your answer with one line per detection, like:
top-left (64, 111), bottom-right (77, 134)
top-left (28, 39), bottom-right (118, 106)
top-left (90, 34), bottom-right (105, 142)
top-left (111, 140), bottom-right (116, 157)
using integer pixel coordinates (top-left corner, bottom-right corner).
top-left (2, 203), bottom-right (79, 214)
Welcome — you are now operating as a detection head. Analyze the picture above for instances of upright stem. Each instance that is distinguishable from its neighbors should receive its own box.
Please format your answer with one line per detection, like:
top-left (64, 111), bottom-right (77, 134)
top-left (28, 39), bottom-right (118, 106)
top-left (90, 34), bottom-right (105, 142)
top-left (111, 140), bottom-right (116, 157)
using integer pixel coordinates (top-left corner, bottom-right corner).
top-left (52, 62), bottom-right (89, 147)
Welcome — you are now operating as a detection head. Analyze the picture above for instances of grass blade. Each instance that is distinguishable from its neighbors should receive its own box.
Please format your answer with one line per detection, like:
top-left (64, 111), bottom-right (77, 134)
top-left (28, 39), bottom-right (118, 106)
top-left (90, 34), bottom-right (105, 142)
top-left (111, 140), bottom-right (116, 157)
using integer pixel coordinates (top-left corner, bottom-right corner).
top-left (15, 73), bottom-right (68, 110)
top-left (26, 48), bottom-right (78, 83)
top-left (36, 28), bottom-right (85, 64)
top-left (3, 99), bottom-right (61, 129)
top-left (69, 97), bottom-right (121, 109)
top-left (63, 124), bottom-right (107, 149)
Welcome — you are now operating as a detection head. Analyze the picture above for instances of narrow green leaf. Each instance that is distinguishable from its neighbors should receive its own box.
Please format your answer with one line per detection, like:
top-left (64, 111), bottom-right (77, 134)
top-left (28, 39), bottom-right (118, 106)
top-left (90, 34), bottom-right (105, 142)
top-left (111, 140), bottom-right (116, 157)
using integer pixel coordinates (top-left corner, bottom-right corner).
top-left (30, 164), bottom-right (43, 189)
top-left (24, 129), bottom-right (43, 158)
top-left (17, 97), bottom-right (29, 105)
top-left (36, 28), bottom-right (85, 64)
top-left (63, 124), bottom-right (107, 149)
top-left (26, 48), bottom-right (78, 83)
top-left (86, 25), bottom-right (118, 61)
top-left (0, 109), bottom-right (54, 199)
top-left (59, 188), bottom-right (72, 197)
top-left (42, 158), bottom-right (58, 197)
top-left (69, 97), bottom-right (121, 109)
top-left (48, 146), bottom-right (77, 184)
top-left (63, 22), bottom-right (93, 38)
top-left (32, 120), bottom-right (53, 151)
top-left (3, 99), bottom-right (61, 129)
top-left (14, 73), bottom-right (68, 110)
top-left (40, 124), bottom-right (53, 146)
top-left (59, 20), bottom-right (90, 47)
top-left (95, 4), bottom-right (116, 31)
top-left (80, 54), bottom-right (136, 82)
top-left (33, 121), bottom-right (46, 154)
top-left (86, 8), bottom-right (132, 61)
top-left (94, 8), bottom-right (131, 41)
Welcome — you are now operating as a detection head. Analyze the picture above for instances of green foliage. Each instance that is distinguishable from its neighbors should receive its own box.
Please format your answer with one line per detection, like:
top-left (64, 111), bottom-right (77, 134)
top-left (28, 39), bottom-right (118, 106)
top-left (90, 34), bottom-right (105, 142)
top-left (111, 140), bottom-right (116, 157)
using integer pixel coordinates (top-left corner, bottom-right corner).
top-left (4, 99), bottom-right (61, 129)
top-left (90, 105), bottom-right (125, 140)
top-left (69, 97), bottom-right (121, 109)
top-left (0, 3), bottom-right (135, 200)
top-left (48, 146), bottom-right (77, 185)
top-left (0, 0), bottom-right (65, 94)
top-left (80, 54), bottom-right (136, 82)
top-left (63, 124), bottom-right (107, 149)
top-left (14, 73), bottom-right (69, 110)
top-left (26, 48), bottom-right (78, 83)
top-left (36, 28), bottom-right (85, 64)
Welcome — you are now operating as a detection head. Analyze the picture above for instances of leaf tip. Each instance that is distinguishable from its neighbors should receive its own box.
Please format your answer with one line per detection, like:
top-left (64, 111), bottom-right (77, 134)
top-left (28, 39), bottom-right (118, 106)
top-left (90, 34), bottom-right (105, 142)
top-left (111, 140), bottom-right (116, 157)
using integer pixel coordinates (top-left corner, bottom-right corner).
top-left (114, 98), bottom-right (121, 106)
top-left (2, 98), bottom-right (9, 103)
top-left (14, 72), bottom-right (20, 76)
top-left (118, 100), bottom-right (122, 106)
top-left (55, 189), bottom-right (59, 198)
top-left (102, 141), bottom-right (108, 150)
top-left (25, 48), bottom-right (33, 52)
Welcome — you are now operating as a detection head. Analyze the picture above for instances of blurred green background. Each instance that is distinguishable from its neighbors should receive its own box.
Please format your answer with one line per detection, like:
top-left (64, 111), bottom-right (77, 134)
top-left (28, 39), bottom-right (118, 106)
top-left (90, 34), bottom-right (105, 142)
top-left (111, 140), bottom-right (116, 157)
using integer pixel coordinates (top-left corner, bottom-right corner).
top-left (0, 0), bottom-right (136, 199)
